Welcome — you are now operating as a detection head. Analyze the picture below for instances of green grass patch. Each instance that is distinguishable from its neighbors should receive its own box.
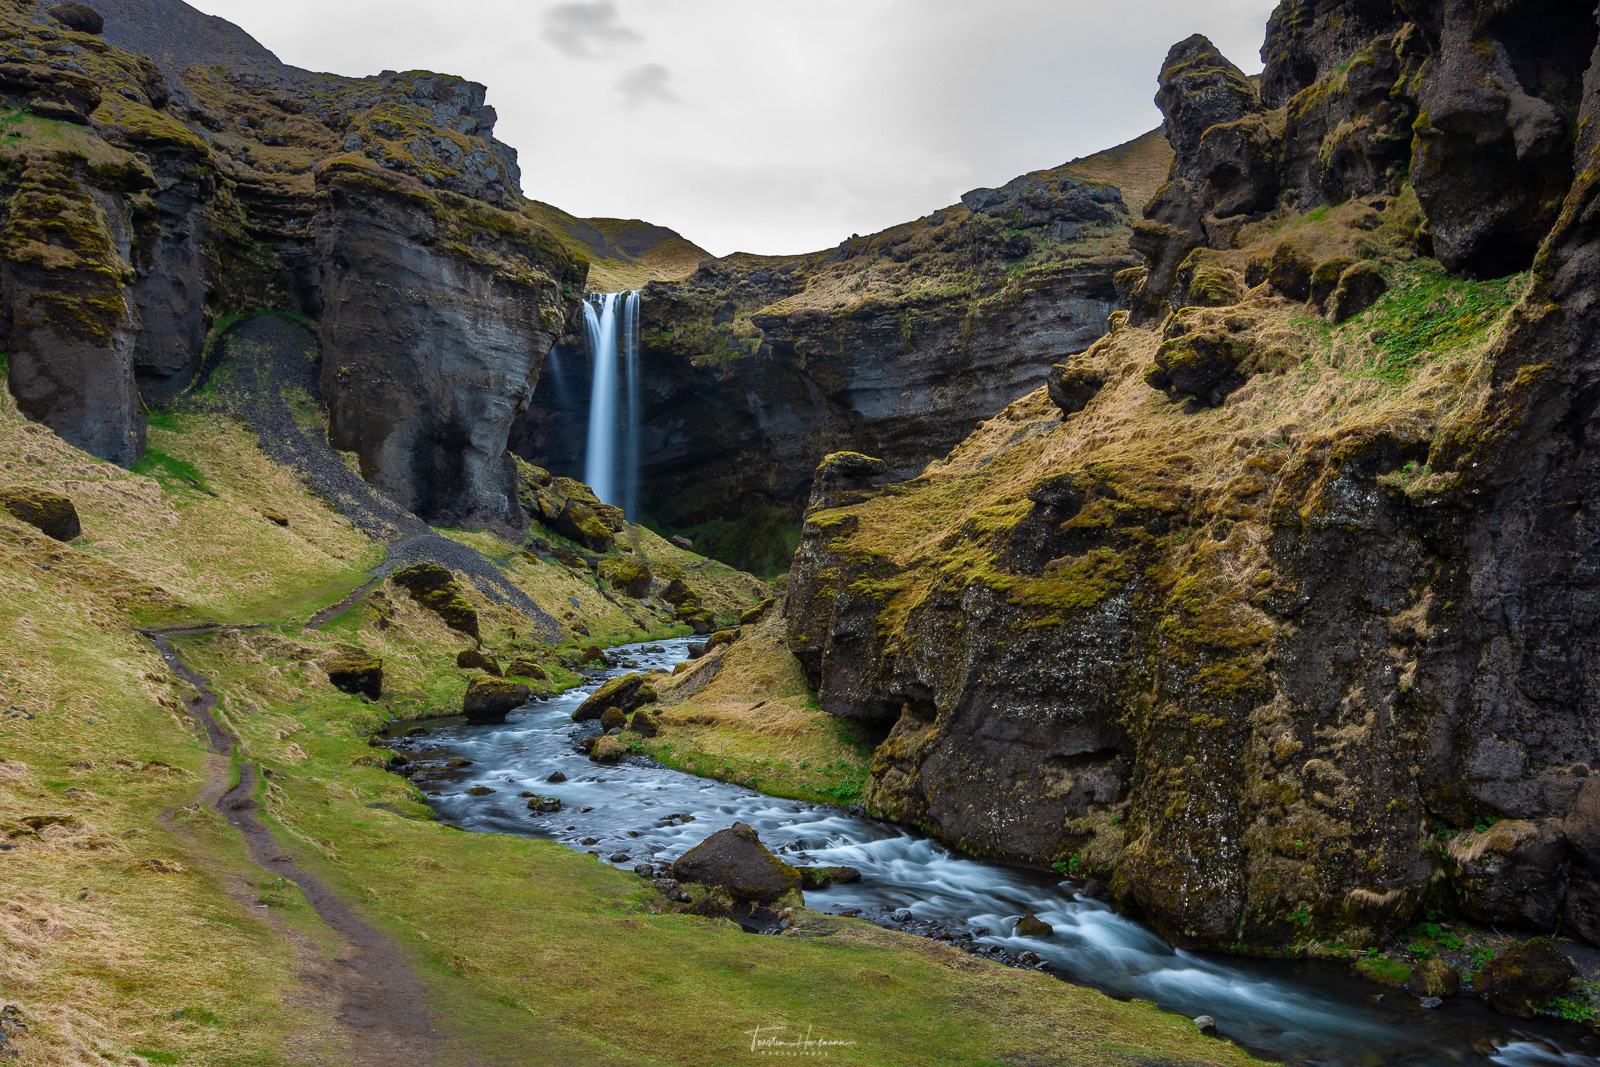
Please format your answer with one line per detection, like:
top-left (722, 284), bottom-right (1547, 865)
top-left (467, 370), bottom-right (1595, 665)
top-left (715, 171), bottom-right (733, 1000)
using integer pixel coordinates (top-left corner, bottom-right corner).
top-left (1358, 263), bottom-right (1529, 383)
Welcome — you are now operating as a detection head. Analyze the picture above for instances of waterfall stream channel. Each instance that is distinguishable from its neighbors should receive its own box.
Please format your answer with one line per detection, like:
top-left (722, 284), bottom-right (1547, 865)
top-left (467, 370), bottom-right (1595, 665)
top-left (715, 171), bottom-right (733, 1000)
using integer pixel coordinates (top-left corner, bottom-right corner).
top-left (383, 637), bottom-right (1600, 1067)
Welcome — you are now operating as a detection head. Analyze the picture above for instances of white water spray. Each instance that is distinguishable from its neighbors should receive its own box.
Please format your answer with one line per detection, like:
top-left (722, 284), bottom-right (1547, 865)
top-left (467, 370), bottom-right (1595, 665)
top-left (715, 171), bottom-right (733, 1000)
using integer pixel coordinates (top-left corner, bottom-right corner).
top-left (581, 291), bottom-right (641, 516)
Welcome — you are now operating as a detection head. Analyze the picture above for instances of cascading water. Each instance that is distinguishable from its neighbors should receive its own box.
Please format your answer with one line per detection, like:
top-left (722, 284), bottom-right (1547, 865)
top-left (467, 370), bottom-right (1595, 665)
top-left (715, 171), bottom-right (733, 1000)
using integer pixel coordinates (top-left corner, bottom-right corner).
top-left (398, 638), bottom-right (1600, 1067)
top-left (581, 290), bottom-right (642, 517)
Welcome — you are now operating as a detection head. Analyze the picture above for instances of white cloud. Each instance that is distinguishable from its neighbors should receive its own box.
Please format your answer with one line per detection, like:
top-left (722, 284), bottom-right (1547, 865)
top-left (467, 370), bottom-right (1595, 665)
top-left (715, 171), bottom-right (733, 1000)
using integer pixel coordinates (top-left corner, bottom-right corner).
top-left (617, 63), bottom-right (679, 107)
top-left (183, 0), bottom-right (1280, 255)
top-left (543, 1), bottom-right (639, 58)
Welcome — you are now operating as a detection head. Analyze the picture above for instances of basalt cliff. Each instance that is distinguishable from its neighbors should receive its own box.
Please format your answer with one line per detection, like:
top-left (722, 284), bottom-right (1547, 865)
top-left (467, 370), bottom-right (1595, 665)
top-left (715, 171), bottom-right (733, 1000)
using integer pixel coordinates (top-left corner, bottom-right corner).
top-left (786, 0), bottom-right (1600, 955)
top-left (0, 0), bottom-right (703, 527)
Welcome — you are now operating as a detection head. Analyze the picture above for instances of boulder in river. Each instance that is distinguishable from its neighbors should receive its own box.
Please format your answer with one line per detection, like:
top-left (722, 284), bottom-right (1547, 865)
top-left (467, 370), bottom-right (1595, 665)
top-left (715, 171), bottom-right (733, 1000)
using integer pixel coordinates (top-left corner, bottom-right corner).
top-left (670, 822), bottom-right (802, 904)
top-left (590, 735), bottom-right (628, 763)
top-left (1406, 958), bottom-right (1460, 999)
top-left (322, 648), bottom-right (382, 698)
top-left (798, 865), bottom-right (861, 890)
top-left (572, 674), bottom-right (657, 721)
top-left (1015, 913), bottom-right (1053, 937)
top-left (0, 487), bottom-right (81, 541)
top-left (461, 677), bottom-right (529, 723)
top-left (1474, 939), bottom-right (1578, 1018)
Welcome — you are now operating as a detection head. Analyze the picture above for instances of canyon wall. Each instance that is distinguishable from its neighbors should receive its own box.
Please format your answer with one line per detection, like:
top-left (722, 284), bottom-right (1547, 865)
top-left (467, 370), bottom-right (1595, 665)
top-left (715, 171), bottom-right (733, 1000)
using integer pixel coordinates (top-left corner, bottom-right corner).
top-left (786, 0), bottom-right (1600, 951)
top-left (515, 154), bottom-right (1159, 571)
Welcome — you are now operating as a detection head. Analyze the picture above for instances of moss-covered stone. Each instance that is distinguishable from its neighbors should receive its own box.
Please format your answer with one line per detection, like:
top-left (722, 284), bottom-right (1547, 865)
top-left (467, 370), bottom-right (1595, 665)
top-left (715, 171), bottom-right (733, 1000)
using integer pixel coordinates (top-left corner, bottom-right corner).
top-left (0, 486), bottom-right (80, 541)
top-left (598, 557), bottom-right (651, 598)
top-left (572, 674), bottom-right (657, 722)
top-left (461, 677), bottom-right (530, 723)
top-left (323, 648), bottom-right (382, 699)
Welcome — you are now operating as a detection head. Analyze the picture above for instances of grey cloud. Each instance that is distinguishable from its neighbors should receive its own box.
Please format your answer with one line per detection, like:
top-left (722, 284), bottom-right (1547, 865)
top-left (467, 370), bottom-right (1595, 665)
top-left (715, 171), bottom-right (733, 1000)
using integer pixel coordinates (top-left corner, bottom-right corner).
top-left (618, 63), bottom-right (679, 107)
top-left (544, 1), bottom-right (639, 58)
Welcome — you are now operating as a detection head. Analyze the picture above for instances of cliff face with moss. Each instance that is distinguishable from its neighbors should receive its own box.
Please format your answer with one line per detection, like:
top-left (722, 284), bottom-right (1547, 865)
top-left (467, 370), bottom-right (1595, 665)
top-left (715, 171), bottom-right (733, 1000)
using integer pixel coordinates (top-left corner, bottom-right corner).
top-left (514, 140), bottom-right (1170, 572)
top-left (0, 0), bottom-right (715, 527)
top-left (786, 0), bottom-right (1600, 953)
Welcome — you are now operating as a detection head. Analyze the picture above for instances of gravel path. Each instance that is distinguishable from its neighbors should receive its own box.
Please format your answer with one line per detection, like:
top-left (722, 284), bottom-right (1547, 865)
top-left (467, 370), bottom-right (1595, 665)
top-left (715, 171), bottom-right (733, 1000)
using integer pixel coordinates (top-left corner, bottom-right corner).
top-left (187, 314), bottom-right (561, 640)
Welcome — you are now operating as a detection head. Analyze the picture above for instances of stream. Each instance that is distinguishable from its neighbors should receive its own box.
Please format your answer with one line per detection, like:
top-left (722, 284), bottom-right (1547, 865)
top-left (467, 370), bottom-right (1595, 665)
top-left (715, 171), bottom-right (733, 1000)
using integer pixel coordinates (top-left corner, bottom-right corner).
top-left (391, 638), bottom-right (1600, 1066)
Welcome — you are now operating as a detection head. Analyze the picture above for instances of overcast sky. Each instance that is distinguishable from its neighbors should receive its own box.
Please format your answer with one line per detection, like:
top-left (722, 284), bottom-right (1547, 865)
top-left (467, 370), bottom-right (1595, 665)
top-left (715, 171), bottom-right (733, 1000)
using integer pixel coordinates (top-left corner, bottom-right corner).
top-left (186, 0), bottom-right (1278, 256)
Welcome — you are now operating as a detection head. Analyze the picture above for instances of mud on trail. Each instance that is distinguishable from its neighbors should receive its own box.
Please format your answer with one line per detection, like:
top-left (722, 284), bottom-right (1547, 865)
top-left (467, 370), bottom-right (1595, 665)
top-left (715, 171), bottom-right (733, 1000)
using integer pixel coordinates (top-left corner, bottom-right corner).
top-left (143, 613), bottom-right (444, 1066)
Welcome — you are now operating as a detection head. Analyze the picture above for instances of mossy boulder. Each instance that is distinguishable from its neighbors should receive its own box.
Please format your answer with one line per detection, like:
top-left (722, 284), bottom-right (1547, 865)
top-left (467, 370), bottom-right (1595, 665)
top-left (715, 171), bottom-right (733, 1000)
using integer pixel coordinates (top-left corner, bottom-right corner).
top-left (599, 557), bottom-right (652, 598)
top-left (705, 628), bottom-right (741, 653)
top-left (0, 487), bottom-right (81, 541)
top-left (456, 648), bottom-right (502, 675)
top-left (461, 677), bottom-right (530, 723)
top-left (590, 735), bottom-right (629, 763)
top-left (670, 822), bottom-right (802, 904)
top-left (391, 563), bottom-right (480, 640)
top-left (505, 656), bottom-right (547, 680)
top-left (1328, 261), bottom-right (1388, 323)
top-left (323, 649), bottom-right (382, 699)
top-left (553, 498), bottom-right (615, 552)
top-left (1475, 939), bottom-right (1578, 1018)
top-left (798, 865), bottom-right (861, 890)
top-left (1309, 256), bottom-right (1357, 309)
top-left (1047, 361), bottom-right (1106, 417)
top-left (1015, 913), bottom-right (1054, 937)
top-left (629, 708), bottom-right (661, 738)
top-left (738, 598), bottom-right (777, 626)
top-left (1405, 958), bottom-right (1460, 999)
top-left (598, 706), bottom-right (627, 732)
top-left (578, 645), bottom-right (607, 664)
top-left (572, 674), bottom-right (657, 722)
top-left (1244, 242), bottom-right (1314, 301)
top-left (1146, 328), bottom-right (1255, 408)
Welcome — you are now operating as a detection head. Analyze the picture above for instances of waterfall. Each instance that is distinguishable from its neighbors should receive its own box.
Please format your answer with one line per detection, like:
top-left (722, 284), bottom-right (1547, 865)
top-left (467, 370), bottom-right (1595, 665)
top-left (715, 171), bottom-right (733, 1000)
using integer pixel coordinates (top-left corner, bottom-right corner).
top-left (581, 290), bottom-right (642, 517)
top-left (621, 291), bottom-right (641, 521)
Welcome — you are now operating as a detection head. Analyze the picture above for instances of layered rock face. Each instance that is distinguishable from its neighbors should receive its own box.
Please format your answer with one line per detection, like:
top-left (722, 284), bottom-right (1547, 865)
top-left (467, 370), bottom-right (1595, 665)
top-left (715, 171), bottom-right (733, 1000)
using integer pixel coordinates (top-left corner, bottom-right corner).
top-left (0, 0), bottom-right (587, 527)
top-left (786, 2), bottom-right (1600, 952)
top-left (515, 165), bottom-right (1143, 572)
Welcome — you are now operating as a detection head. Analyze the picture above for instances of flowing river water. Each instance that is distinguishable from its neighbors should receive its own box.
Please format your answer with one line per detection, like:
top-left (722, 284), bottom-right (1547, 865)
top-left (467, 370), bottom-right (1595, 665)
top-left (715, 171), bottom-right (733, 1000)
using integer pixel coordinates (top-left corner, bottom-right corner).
top-left (392, 638), bottom-right (1600, 1066)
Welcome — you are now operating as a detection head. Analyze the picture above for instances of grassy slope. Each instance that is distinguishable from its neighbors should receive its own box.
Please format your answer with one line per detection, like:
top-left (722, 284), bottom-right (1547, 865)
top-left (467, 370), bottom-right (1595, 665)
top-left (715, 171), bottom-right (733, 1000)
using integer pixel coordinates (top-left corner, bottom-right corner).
top-left (0, 388), bottom-right (1260, 1065)
top-left (644, 604), bottom-right (877, 807)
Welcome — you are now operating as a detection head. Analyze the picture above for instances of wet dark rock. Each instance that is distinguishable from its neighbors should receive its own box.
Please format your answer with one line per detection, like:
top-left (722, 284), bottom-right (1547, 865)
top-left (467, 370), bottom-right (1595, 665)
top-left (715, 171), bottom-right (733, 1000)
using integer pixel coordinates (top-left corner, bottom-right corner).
top-left (670, 822), bottom-right (802, 904)
top-left (465, 786), bottom-right (494, 797)
top-left (444, 758), bottom-right (472, 768)
top-left (546, 771), bottom-right (567, 783)
top-left (1475, 939), bottom-right (1579, 1018)
top-left (0, 488), bottom-right (81, 542)
top-left (1406, 958), bottom-right (1460, 1000)
top-left (580, 836), bottom-right (599, 845)
top-left (608, 852), bottom-right (630, 863)
top-left (1447, 820), bottom-right (1570, 932)
top-left (686, 643), bottom-right (707, 660)
top-left (797, 865), bottom-right (862, 890)
top-left (524, 796), bottom-right (561, 813)
top-left (1193, 1015), bottom-right (1218, 1037)
top-left (461, 677), bottom-right (530, 723)
top-left (1015, 913), bottom-right (1054, 938)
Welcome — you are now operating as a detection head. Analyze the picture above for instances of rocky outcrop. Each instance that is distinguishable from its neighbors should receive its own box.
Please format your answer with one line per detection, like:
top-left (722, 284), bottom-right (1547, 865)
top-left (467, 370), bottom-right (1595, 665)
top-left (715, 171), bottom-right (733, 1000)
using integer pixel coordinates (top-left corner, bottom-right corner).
top-left (572, 674), bottom-right (657, 722)
top-left (316, 158), bottom-right (578, 528)
top-left (783, 1), bottom-right (1600, 953)
top-left (323, 648), bottom-right (383, 698)
top-left (1474, 940), bottom-right (1579, 1017)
